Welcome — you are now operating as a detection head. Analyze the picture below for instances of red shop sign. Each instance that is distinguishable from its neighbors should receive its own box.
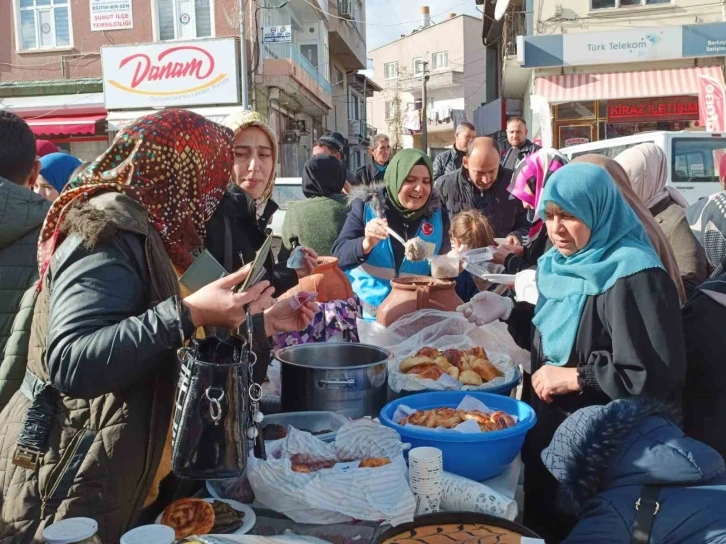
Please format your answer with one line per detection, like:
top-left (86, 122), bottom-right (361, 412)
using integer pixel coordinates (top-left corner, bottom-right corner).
top-left (607, 96), bottom-right (700, 123)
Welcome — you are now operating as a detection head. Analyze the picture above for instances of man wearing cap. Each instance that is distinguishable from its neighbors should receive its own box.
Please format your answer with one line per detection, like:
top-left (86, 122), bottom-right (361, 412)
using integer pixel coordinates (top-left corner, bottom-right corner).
top-left (312, 131), bottom-right (357, 189)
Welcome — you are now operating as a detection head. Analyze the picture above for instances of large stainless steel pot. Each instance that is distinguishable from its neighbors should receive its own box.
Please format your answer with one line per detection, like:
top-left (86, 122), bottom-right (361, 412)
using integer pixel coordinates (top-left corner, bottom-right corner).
top-left (276, 343), bottom-right (391, 419)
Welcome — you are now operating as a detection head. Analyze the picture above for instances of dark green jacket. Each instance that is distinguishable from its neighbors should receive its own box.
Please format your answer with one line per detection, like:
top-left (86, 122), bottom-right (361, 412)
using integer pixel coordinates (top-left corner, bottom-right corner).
top-left (278, 194), bottom-right (349, 260)
top-left (0, 178), bottom-right (49, 408)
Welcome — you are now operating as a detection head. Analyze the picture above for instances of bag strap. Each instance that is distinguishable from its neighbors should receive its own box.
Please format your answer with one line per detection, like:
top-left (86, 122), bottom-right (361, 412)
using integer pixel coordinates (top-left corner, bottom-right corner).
top-left (223, 214), bottom-right (234, 272)
top-left (630, 485), bottom-right (662, 544)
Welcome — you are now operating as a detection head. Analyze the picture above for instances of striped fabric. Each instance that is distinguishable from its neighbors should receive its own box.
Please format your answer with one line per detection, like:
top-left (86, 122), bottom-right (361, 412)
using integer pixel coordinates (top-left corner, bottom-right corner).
top-left (534, 65), bottom-right (725, 103)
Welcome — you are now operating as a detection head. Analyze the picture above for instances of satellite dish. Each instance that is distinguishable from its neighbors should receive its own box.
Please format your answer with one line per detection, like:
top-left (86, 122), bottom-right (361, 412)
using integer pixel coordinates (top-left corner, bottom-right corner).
top-left (494, 0), bottom-right (510, 21)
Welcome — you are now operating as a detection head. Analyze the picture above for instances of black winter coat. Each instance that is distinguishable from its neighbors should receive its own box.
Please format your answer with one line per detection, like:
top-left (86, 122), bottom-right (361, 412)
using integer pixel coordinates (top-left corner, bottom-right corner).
top-left (503, 225), bottom-right (551, 273)
top-left (507, 267), bottom-right (686, 542)
top-left (501, 139), bottom-right (541, 170)
top-left (205, 184), bottom-right (298, 298)
top-left (438, 167), bottom-right (530, 241)
top-left (355, 162), bottom-right (387, 186)
top-left (432, 148), bottom-right (464, 183)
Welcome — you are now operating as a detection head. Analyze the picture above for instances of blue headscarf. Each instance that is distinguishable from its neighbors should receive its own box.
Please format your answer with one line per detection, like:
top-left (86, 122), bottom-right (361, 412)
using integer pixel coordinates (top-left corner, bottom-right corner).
top-left (39, 153), bottom-right (82, 193)
top-left (533, 163), bottom-right (664, 366)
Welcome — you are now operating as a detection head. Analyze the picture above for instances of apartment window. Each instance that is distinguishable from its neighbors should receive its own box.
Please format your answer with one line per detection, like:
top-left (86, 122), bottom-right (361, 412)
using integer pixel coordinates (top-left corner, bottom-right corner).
top-left (432, 51), bottom-right (449, 70)
top-left (158, 0), bottom-right (213, 41)
top-left (384, 62), bottom-right (399, 80)
top-left (17, 0), bottom-right (71, 50)
top-left (413, 57), bottom-right (424, 76)
top-left (591, 0), bottom-right (670, 8)
top-left (385, 100), bottom-right (398, 120)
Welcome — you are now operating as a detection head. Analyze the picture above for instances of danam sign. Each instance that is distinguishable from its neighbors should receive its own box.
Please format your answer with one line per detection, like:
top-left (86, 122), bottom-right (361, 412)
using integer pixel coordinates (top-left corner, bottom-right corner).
top-left (101, 39), bottom-right (240, 109)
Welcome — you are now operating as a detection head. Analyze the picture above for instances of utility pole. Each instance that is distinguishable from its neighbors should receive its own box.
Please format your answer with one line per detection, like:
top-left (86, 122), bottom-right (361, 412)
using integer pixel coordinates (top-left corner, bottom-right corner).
top-left (240, 0), bottom-right (249, 109)
top-left (421, 61), bottom-right (429, 156)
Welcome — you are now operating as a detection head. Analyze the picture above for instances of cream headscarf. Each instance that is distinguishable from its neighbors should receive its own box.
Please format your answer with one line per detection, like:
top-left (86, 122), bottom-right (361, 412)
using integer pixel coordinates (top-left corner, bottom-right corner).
top-left (223, 109), bottom-right (279, 218)
top-left (615, 143), bottom-right (689, 209)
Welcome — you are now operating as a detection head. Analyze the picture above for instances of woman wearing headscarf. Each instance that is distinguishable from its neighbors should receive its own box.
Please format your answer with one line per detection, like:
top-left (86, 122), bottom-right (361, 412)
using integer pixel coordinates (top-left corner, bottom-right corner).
top-left (616, 143), bottom-right (707, 299)
top-left (0, 110), bottom-right (316, 542)
top-left (686, 153), bottom-right (726, 278)
top-left (278, 153), bottom-right (349, 259)
top-left (573, 154), bottom-right (688, 305)
top-left (205, 110), bottom-right (317, 299)
top-left (492, 148), bottom-right (568, 272)
top-left (458, 162), bottom-right (686, 541)
top-left (34, 152), bottom-right (82, 202)
top-left (333, 149), bottom-right (451, 320)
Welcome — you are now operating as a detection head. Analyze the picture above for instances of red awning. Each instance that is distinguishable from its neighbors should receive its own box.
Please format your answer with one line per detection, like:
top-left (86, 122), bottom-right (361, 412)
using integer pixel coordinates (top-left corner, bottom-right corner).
top-left (534, 65), bottom-right (725, 104)
top-left (24, 114), bottom-right (106, 136)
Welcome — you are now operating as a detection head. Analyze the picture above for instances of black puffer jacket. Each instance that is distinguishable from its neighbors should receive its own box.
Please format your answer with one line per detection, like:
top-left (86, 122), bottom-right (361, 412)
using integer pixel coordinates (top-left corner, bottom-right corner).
top-left (205, 184), bottom-right (298, 298)
top-left (432, 148), bottom-right (464, 183)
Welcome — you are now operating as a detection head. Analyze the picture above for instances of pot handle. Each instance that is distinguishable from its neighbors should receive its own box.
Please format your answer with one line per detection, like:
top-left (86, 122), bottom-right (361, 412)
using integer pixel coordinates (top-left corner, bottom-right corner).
top-left (317, 378), bottom-right (357, 389)
top-left (417, 285), bottom-right (431, 309)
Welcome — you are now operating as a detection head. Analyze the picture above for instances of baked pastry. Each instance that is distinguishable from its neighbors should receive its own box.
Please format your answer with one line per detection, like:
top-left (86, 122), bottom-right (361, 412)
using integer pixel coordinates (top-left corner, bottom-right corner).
top-left (407, 364), bottom-right (444, 381)
top-left (400, 356), bottom-right (434, 373)
top-left (433, 356), bottom-right (454, 372)
top-left (470, 359), bottom-right (503, 382)
top-left (447, 367), bottom-right (460, 380)
top-left (400, 407), bottom-right (516, 433)
top-left (441, 349), bottom-right (464, 368)
top-left (161, 498), bottom-right (215, 539)
top-left (466, 346), bottom-right (489, 359)
top-left (490, 410), bottom-right (516, 430)
top-left (262, 423), bottom-right (287, 441)
top-left (416, 347), bottom-right (441, 358)
top-left (459, 369), bottom-right (483, 386)
top-left (359, 457), bottom-right (391, 468)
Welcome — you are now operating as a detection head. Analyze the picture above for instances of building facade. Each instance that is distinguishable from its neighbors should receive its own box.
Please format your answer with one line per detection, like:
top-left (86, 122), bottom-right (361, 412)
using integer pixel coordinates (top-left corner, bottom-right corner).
top-left (366, 10), bottom-right (488, 156)
top-left (479, 0), bottom-right (726, 149)
top-left (1, 0), bottom-right (371, 176)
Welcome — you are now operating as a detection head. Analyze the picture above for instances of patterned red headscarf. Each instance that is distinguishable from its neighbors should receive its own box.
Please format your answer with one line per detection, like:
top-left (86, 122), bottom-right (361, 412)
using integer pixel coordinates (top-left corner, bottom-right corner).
top-left (38, 109), bottom-right (234, 276)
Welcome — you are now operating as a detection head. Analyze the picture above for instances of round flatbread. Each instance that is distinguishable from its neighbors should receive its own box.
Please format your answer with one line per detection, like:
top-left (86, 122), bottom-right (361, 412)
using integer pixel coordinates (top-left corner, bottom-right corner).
top-left (383, 522), bottom-right (524, 544)
top-left (161, 498), bottom-right (215, 539)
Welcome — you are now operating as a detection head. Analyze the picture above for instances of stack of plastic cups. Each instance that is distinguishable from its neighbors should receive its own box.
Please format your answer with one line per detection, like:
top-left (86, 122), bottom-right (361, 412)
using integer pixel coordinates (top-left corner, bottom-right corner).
top-left (408, 447), bottom-right (444, 516)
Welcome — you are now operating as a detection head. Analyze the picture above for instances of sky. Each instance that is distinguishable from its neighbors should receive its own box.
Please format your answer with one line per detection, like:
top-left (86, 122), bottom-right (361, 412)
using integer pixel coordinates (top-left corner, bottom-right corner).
top-left (364, 0), bottom-right (483, 52)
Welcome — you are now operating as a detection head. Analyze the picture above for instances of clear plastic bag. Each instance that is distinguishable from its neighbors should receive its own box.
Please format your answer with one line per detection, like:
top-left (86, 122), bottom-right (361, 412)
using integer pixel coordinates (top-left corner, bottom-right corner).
top-left (460, 247), bottom-right (505, 277)
top-left (359, 309), bottom-right (529, 393)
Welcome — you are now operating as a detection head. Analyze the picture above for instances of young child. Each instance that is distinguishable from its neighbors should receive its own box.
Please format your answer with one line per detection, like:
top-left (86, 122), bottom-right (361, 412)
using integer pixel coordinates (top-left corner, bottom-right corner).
top-left (449, 210), bottom-right (506, 302)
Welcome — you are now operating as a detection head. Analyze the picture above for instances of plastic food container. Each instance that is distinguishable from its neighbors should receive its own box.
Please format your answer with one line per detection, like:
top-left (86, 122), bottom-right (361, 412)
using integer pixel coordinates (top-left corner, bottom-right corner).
top-left (42, 518), bottom-right (102, 544)
top-left (120, 525), bottom-right (175, 544)
top-left (379, 391), bottom-right (536, 481)
top-left (428, 254), bottom-right (460, 279)
top-left (262, 411), bottom-right (349, 442)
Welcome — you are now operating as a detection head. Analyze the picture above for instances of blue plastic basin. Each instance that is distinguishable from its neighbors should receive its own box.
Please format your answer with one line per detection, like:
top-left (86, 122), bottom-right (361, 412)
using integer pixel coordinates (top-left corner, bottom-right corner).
top-left (379, 391), bottom-right (536, 481)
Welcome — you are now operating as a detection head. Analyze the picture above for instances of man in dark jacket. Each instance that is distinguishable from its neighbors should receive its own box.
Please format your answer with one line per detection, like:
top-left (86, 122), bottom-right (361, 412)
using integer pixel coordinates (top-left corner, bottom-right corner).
top-left (543, 398), bottom-right (726, 543)
top-left (355, 133), bottom-right (390, 186)
top-left (501, 117), bottom-right (540, 170)
top-left (312, 131), bottom-right (356, 190)
top-left (439, 137), bottom-right (529, 243)
top-left (0, 112), bottom-right (49, 360)
top-left (433, 122), bottom-right (476, 185)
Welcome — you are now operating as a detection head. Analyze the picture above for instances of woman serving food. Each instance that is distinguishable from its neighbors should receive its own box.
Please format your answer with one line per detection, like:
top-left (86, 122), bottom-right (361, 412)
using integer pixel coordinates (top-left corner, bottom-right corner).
top-left (332, 149), bottom-right (451, 320)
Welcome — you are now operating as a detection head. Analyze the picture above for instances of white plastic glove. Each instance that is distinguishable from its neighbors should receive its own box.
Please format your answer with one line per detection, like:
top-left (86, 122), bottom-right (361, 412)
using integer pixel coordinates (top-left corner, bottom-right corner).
top-left (456, 291), bottom-right (515, 326)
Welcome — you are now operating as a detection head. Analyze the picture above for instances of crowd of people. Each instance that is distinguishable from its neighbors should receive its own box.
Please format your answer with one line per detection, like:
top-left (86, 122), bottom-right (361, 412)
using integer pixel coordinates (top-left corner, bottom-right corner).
top-left (2, 105), bottom-right (726, 542)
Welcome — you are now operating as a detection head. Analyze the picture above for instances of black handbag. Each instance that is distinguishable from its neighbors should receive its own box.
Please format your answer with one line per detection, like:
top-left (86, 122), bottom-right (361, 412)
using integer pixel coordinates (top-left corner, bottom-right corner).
top-left (171, 328), bottom-right (260, 480)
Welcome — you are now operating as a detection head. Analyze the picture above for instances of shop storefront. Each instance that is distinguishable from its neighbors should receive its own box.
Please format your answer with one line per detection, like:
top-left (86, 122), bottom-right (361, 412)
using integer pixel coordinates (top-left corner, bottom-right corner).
top-left (101, 37), bottom-right (242, 135)
top-left (518, 21), bottom-right (726, 148)
top-left (553, 94), bottom-right (701, 148)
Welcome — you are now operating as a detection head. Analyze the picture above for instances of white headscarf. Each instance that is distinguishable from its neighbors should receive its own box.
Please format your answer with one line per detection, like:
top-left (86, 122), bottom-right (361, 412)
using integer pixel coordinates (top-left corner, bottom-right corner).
top-left (615, 143), bottom-right (689, 209)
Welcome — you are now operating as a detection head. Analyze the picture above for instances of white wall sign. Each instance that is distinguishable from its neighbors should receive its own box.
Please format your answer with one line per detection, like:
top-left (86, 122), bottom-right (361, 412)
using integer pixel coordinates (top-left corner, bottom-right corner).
top-left (262, 25), bottom-right (292, 43)
top-left (90, 0), bottom-right (133, 32)
top-left (101, 38), bottom-right (240, 109)
top-left (563, 26), bottom-right (682, 66)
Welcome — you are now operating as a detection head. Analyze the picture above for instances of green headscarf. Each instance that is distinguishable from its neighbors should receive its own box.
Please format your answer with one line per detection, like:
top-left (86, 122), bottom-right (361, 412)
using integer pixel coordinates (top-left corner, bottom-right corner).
top-left (384, 148), bottom-right (434, 221)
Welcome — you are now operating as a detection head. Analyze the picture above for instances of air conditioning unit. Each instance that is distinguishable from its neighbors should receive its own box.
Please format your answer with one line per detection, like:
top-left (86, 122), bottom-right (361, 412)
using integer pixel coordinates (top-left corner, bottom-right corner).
top-left (291, 119), bottom-right (308, 133)
top-left (283, 130), bottom-right (300, 144)
top-left (339, 0), bottom-right (354, 19)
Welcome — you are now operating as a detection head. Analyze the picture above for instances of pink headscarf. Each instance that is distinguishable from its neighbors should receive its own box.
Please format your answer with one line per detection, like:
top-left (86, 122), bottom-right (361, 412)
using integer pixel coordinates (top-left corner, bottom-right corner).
top-left (507, 148), bottom-right (569, 239)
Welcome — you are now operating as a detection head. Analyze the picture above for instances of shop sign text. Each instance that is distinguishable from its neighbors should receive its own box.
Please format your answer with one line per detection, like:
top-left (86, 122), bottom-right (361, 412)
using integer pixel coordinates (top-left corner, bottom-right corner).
top-left (607, 96), bottom-right (699, 123)
top-left (101, 39), bottom-right (240, 109)
top-left (90, 0), bottom-right (133, 32)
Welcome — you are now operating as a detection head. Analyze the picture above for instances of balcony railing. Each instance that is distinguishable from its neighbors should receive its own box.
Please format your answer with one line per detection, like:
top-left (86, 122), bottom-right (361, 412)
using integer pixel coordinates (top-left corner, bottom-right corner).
top-left (263, 42), bottom-right (332, 95)
top-left (503, 12), bottom-right (526, 59)
top-left (348, 119), bottom-right (376, 144)
top-left (338, 0), bottom-right (363, 32)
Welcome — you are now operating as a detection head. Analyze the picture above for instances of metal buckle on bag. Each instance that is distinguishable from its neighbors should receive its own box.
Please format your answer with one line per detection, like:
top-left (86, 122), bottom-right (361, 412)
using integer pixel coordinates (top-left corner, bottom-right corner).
top-left (12, 444), bottom-right (42, 470)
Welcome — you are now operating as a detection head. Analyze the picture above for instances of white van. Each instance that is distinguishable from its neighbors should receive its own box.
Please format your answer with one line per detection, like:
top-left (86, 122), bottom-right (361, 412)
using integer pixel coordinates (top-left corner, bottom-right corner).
top-left (560, 131), bottom-right (726, 204)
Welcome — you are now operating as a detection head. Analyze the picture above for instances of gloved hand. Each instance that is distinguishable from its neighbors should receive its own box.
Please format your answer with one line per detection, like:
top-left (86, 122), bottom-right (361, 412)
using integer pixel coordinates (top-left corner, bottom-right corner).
top-left (457, 291), bottom-right (515, 326)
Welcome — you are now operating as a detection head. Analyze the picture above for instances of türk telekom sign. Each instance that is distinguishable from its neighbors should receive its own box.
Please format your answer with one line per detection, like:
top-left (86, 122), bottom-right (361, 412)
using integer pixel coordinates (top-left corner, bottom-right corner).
top-left (101, 38), bottom-right (240, 109)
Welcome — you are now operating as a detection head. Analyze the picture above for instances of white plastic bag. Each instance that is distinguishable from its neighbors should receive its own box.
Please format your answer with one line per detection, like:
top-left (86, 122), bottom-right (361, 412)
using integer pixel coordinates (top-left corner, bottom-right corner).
top-left (359, 309), bottom-right (529, 393)
top-left (247, 419), bottom-right (415, 525)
